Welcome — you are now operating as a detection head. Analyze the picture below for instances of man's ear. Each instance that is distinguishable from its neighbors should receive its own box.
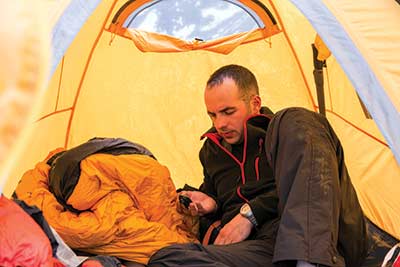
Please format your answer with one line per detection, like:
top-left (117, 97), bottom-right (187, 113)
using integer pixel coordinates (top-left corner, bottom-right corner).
top-left (250, 95), bottom-right (262, 114)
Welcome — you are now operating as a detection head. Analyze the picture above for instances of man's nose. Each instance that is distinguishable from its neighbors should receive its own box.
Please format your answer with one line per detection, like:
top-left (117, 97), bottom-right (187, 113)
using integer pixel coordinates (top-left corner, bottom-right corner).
top-left (214, 115), bottom-right (227, 130)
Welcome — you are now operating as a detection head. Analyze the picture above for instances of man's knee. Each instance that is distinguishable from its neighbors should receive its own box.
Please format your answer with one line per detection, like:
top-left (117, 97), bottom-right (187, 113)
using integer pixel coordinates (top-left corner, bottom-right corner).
top-left (271, 107), bottom-right (332, 145)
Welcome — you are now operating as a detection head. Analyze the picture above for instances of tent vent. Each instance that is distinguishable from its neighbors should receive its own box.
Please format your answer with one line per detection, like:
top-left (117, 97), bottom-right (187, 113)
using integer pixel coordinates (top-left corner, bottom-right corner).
top-left (111, 0), bottom-right (277, 42)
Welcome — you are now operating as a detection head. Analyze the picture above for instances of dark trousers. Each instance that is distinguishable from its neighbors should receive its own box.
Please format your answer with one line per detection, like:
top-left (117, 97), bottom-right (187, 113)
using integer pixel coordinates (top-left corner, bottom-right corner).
top-left (266, 108), bottom-right (366, 267)
top-left (148, 240), bottom-right (276, 267)
top-left (148, 107), bottom-right (395, 267)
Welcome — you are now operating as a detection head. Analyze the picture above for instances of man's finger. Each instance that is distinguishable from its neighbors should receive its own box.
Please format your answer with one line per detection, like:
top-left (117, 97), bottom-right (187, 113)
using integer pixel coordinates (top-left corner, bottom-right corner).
top-left (188, 203), bottom-right (198, 216)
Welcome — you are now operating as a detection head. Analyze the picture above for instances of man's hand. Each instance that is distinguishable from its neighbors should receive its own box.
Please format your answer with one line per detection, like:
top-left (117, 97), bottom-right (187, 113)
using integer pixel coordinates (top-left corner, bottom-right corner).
top-left (178, 191), bottom-right (217, 216)
top-left (214, 214), bottom-right (252, 245)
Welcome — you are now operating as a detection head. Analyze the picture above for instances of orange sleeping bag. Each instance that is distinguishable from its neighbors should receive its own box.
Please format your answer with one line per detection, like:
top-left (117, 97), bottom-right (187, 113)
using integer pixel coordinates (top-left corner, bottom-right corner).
top-left (15, 150), bottom-right (198, 264)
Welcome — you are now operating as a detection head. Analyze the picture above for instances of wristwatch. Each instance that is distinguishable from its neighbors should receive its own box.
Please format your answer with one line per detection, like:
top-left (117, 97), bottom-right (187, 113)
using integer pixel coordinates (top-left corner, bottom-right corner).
top-left (240, 203), bottom-right (258, 227)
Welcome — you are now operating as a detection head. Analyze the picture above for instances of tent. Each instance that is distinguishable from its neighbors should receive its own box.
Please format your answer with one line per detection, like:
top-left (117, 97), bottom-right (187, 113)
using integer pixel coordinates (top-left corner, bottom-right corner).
top-left (1, 0), bottom-right (399, 243)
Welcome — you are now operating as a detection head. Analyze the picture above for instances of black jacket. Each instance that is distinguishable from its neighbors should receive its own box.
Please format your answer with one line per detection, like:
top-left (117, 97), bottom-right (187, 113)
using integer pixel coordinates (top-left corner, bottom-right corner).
top-left (199, 107), bottom-right (278, 231)
top-left (196, 106), bottom-right (370, 266)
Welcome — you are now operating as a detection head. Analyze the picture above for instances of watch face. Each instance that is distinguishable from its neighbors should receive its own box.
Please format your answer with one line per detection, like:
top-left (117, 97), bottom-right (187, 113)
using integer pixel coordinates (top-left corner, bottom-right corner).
top-left (240, 203), bottom-right (251, 216)
top-left (240, 203), bottom-right (258, 226)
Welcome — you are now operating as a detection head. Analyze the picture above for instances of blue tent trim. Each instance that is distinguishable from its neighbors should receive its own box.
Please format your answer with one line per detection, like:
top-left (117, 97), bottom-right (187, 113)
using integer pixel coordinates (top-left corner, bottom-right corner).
top-left (290, 0), bottom-right (400, 165)
top-left (51, 0), bottom-right (101, 74)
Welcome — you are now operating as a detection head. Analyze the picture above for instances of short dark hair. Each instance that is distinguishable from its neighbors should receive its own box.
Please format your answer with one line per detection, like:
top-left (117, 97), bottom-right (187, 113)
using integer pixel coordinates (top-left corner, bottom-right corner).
top-left (206, 64), bottom-right (259, 99)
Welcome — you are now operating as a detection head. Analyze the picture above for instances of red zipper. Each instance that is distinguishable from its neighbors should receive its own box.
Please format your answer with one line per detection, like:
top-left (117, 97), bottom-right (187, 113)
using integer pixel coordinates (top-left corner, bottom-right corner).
top-left (255, 157), bottom-right (260, 181)
top-left (236, 186), bottom-right (249, 203)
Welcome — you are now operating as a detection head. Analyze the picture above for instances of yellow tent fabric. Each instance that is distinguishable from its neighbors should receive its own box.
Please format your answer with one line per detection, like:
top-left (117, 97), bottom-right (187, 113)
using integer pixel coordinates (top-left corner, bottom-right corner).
top-left (1, 0), bottom-right (399, 243)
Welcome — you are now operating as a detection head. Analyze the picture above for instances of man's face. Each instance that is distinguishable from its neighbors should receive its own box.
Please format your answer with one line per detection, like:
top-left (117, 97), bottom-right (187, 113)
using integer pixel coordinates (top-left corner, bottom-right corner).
top-left (204, 78), bottom-right (260, 144)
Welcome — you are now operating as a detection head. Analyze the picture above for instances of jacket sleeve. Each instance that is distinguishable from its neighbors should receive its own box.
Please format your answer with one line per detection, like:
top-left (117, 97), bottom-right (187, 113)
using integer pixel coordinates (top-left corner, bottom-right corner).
top-left (198, 149), bottom-right (221, 216)
top-left (248, 187), bottom-right (279, 226)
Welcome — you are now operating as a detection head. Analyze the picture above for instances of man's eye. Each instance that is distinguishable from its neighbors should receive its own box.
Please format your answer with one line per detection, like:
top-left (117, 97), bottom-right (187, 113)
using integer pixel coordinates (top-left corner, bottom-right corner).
top-left (224, 110), bottom-right (235, 115)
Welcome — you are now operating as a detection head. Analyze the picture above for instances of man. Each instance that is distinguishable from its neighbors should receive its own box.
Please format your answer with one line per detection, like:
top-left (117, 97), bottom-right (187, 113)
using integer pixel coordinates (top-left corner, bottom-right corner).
top-left (147, 65), bottom-right (391, 267)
